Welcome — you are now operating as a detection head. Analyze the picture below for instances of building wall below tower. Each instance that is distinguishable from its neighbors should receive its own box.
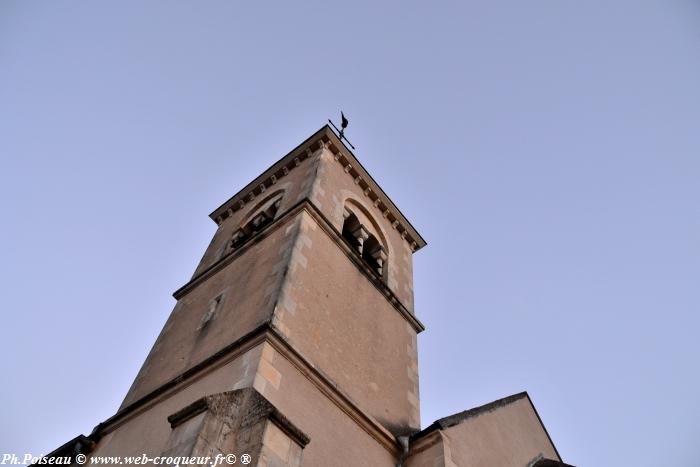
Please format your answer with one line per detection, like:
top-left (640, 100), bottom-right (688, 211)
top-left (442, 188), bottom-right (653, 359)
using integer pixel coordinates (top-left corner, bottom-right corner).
top-left (405, 395), bottom-right (561, 467)
top-left (437, 396), bottom-right (559, 466)
top-left (91, 334), bottom-right (399, 467)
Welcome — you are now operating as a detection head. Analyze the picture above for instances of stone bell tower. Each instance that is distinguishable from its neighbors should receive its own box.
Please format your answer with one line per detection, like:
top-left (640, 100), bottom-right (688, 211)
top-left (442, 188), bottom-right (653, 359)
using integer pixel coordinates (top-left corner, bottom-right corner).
top-left (71, 125), bottom-right (427, 466)
top-left (44, 125), bottom-right (569, 467)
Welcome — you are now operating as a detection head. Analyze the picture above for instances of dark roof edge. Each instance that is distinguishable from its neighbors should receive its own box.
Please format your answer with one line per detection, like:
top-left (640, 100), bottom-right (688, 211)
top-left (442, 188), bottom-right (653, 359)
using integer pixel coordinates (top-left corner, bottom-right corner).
top-left (209, 126), bottom-right (327, 220)
top-left (525, 392), bottom-right (564, 463)
top-left (533, 460), bottom-right (576, 467)
top-left (410, 391), bottom-right (529, 442)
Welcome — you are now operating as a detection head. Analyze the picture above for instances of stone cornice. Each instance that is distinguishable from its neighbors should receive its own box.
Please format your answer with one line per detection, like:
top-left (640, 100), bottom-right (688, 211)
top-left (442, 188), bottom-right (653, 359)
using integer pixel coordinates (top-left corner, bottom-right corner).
top-left (209, 125), bottom-right (426, 252)
top-left (174, 201), bottom-right (300, 300)
top-left (91, 324), bottom-right (401, 457)
top-left (167, 389), bottom-right (311, 448)
top-left (97, 325), bottom-right (269, 435)
top-left (406, 430), bottom-right (442, 458)
top-left (177, 200), bottom-right (425, 333)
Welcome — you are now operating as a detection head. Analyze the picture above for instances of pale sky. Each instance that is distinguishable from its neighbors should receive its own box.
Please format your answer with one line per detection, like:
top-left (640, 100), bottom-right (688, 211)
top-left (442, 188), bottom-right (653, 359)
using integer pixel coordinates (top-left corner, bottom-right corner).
top-left (2, 2), bottom-right (699, 466)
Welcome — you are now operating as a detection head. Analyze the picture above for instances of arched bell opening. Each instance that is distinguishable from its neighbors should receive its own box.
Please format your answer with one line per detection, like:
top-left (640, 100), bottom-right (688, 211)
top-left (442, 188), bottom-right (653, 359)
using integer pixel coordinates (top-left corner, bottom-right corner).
top-left (342, 213), bottom-right (364, 252)
top-left (362, 235), bottom-right (386, 278)
top-left (341, 209), bottom-right (388, 281)
top-left (227, 196), bottom-right (282, 253)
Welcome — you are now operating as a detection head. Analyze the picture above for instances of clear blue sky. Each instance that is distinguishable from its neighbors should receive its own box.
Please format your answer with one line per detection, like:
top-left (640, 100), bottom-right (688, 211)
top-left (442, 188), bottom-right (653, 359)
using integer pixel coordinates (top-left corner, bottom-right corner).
top-left (1, 2), bottom-right (699, 466)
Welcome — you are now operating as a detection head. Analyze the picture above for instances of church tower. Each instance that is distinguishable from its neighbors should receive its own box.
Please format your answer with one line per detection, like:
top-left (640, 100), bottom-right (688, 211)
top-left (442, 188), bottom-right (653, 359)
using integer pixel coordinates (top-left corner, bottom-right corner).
top-left (45, 125), bottom-right (568, 467)
top-left (89, 125), bottom-right (425, 465)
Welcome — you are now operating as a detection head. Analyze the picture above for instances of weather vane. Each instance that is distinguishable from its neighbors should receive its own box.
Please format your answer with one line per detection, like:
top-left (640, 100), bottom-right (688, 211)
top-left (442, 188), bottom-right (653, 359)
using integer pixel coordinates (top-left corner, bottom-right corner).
top-left (328, 111), bottom-right (356, 150)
